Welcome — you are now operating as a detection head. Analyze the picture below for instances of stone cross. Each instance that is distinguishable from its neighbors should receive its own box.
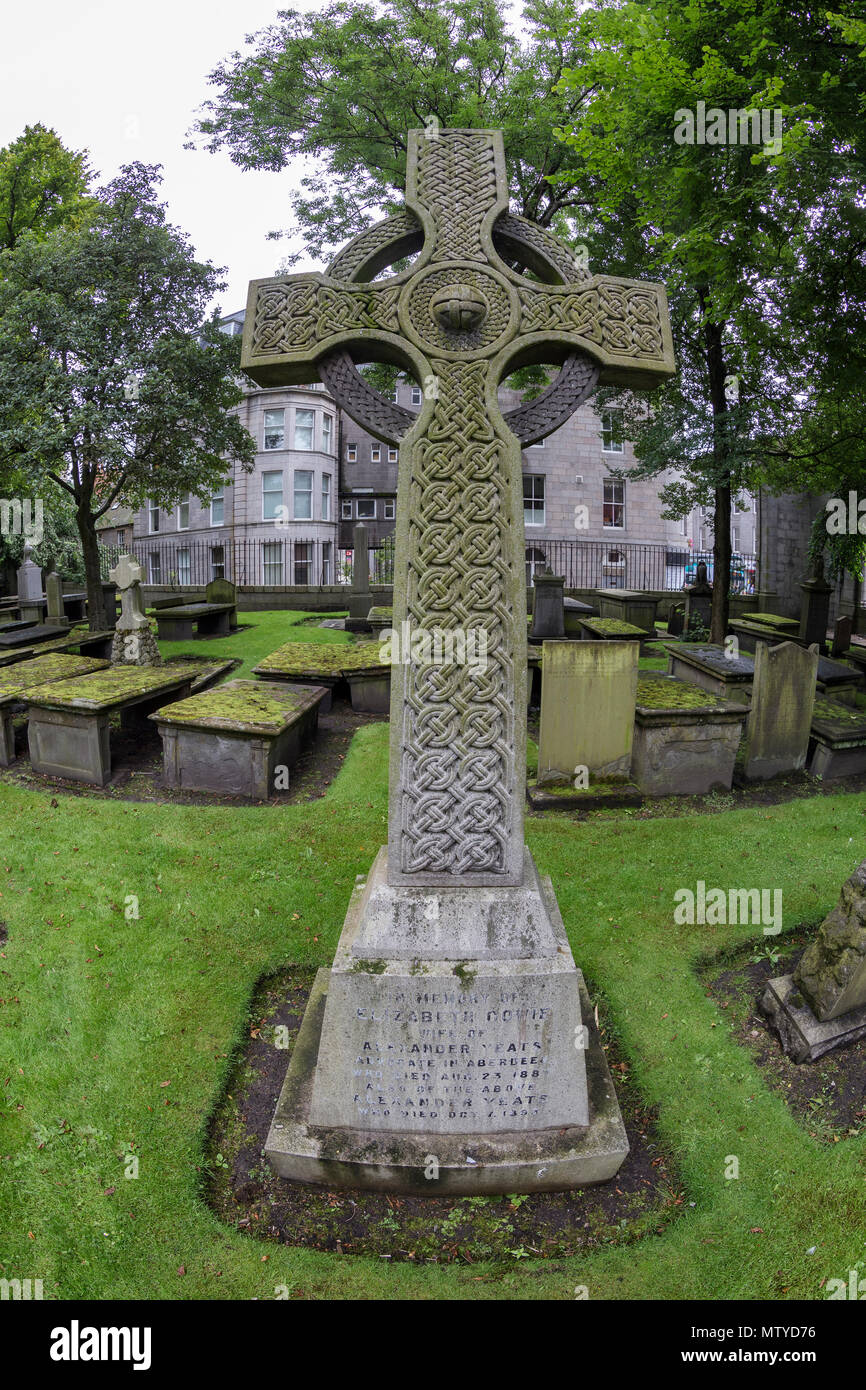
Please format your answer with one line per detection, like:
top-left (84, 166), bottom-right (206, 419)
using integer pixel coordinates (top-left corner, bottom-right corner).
top-left (243, 128), bottom-right (674, 893)
top-left (109, 554), bottom-right (149, 632)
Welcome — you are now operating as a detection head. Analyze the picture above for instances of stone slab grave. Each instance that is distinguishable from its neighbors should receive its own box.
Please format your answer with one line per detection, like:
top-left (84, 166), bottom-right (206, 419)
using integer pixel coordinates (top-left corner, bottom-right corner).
top-left (808, 696), bottom-right (866, 780)
top-left (109, 554), bottom-right (162, 666)
top-left (153, 603), bottom-right (233, 642)
top-left (205, 578), bottom-right (239, 630)
top-left (529, 567), bottom-right (565, 641)
top-left (578, 616), bottom-right (646, 646)
top-left (762, 860), bottom-right (866, 1061)
top-left (25, 664), bottom-right (200, 785)
top-left (0, 628), bottom-right (116, 669)
top-left (366, 606), bottom-right (393, 641)
top-left (596, 588), bottom-right (658, 634)
top-left (631, 673), bottom-right (748, 796)
top-left (242, 126), bottom-right (674, 1191)
top-left (253, 640), bottom-right (390, 713)
top-left (563, 595), bottom-right (595, 639)
top-left (728, 617), bottom-right (809, 654)
top-left (0, 653), bottom-right (109, 765)
top-left (665, 643), bottom-right (754, 702)
top-left (0, 619), bottom-right (34, 635)
top-left (749, 611), bottom-right (800, 634)
top-left (537, 639), bottom-right (639, 782)
top-left (150, 679), bottom-right (327, 800)
top-left (742, 640), bottom-right (819, 781)
top-left (0, 623), bottom-right (68, 652)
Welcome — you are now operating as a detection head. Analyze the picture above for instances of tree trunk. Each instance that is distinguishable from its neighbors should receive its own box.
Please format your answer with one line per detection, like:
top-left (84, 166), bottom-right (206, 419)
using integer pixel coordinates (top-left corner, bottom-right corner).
top-left (703, 312), bottom-right (732, 645)
top-left (711, 482), bottom-right (732, 645)
top-left (76, 509), bottom-right (106, 630)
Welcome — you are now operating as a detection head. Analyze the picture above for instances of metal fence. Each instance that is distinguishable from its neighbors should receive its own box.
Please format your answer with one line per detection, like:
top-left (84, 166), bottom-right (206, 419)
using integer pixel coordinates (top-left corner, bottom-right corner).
top-left (98, 534), bottom-right (752, 595)
top-left (99, 535), bottom-right (396, 588)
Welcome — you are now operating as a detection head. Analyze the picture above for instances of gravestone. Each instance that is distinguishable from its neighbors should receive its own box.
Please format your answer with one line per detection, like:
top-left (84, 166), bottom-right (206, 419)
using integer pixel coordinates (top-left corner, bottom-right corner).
top-left (205, 577), bottom-right (238, 630)
top-left (831, 614), bottom-right (852, 658)
top-left (529, 567), bottom-right (565, 641)
top-left (347, 522), bottom-right (373, 629)
top-left (762, 861), bottom-right (866, 1061)
top-left (242, 126), bottom-right (674, 1191)
top-left (684, 561), bottom-right (712, 635)
top-left (45, 571), bottom-right (69, 628)
top-left (742, 640), bottom-right (818, 780)
top-left (667, 601), bottom-right (685, 637)
top-left (799, 557), bottom-right (832, 652)
top-left (17, 545), bottom-right (43, 625)
top-left (537, 640), bottom-right (639, 782)
top-left (109, 554), bottom-right (162, 667)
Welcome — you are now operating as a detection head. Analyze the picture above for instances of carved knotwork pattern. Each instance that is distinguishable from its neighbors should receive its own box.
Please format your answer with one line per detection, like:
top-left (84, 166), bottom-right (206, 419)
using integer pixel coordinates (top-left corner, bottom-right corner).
top-left (519, 283), bottom-right (665, 359)
top-left (406, 267), bottom-right (511, 355)
top-left (400, 360), bottom-right (518, 876)
top-left (494, 213), bottom-right (590, 285)
top-left (416, 132), bottom-right (498, 263)
top-left (252, 283), bottom-right (401, 355)
top-left (327, 210), bottom-right (421, 281)
top-left (318, 349), bottom-right (416, 442)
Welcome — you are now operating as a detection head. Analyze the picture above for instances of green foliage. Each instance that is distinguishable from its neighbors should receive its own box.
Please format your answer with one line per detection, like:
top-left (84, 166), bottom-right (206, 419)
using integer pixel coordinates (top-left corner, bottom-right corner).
top-left (0, 124), bottom-right (92, 251)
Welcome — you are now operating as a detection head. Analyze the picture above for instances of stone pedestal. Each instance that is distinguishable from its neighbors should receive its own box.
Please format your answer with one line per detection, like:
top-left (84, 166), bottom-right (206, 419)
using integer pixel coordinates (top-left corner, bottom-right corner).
top-left (265, 848), bottom-right (628, 1192)
top-left (347, 522), bottom-right (373, 627)
top-left (799, 565), bottom-right (832, 652)
top-left (17, 545), bottom-right (44, 625)
top-left (529, 568), bottom-right (565, 641)
top-left (45, 572), bottom-right (69, 628)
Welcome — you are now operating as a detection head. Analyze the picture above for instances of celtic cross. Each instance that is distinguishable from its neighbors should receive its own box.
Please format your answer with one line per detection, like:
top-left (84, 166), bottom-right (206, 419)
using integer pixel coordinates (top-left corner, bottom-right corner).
top-left (242, 128), bottom-right (674, 889)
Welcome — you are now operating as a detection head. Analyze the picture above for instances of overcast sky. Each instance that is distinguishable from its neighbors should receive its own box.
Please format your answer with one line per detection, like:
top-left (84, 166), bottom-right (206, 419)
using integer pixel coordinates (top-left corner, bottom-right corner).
top-left (0, 0), bottom-right (336, 315)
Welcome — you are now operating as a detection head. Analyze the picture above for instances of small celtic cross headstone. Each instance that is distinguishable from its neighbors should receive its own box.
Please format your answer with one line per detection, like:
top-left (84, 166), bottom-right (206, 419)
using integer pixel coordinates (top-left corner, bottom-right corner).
top-left (109, 553), bottom-right (161, 666)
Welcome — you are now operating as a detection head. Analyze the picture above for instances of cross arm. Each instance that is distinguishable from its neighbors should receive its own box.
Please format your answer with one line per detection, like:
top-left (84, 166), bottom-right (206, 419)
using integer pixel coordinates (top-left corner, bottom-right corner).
top-left (514, 275), bottom-right (676, 390)
top-left (241, 273), bottom-right (406, 387)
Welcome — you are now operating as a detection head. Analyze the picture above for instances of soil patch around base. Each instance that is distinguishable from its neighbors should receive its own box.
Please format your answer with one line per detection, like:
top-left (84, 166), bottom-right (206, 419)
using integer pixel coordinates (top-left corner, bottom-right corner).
top-left (203, 968), bottom-right (683, 1264)
top-left (702, 934), bottom-right (866, 1139)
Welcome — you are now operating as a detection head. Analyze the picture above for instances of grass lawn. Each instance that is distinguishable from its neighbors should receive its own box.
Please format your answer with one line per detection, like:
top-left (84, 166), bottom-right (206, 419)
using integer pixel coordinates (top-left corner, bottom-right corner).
top-left (153, 607), bottom-right (351, 678)
top-left (0, 609), bottom-right (864, 1300)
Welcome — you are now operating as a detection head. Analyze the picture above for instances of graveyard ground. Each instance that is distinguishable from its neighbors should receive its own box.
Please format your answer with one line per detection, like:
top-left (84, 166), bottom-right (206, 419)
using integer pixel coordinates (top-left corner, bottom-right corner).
top-left (0, 612), bottom-right (864, 1299)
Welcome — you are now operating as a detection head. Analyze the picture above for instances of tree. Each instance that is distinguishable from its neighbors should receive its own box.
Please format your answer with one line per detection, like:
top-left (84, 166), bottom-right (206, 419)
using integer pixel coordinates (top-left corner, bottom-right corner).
top-left (552, 0), bottom-right (866, 640)
top-left (0, 124), bottom-right (92, 251)
top-left (0, 164), bottom-right (255, 627)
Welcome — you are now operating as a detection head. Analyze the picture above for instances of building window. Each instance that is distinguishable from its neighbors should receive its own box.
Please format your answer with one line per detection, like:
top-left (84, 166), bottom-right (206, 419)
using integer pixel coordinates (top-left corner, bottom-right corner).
top-left (322, 541), bottom-right (332, 585)
top-left (148, 552), bottom-right (161, 584)
top-left (356, 497), bottom-right (376, 520)
top-left (384, 499), bottom-right (396, 520)
top-left (177, 548), bottom-right (191, 586)
top-left (294, 470), bottom-right (313, 520)
top-left (263, 541), bottom-right (283, 585)
top-left (347, 443), bottom-right (357, 462)
top-left (322, 415), bottom-right (333, 454)
top-left (149, 502), bottom-right (160, 534)
top-left (387, 447), bottom-right (398, 463)
top-left (211, 546), bottom-right (225, 580)
top-left (371, 444), bottom-right (381, 462)
top-left (264, 408), bottom-right (285, 451)
top-left (732, 526), bottom-right (739, 551)
top-left (523, 475), bottom-right (545, 526)
top-left (321, 474), bottom-right (331, 521)
top-left (391, 385), bottom-right (400, 403)
top-left (178, 495), bottom-right (190, 531)
top-left (211, 488), bottom-right (225, 526)
top-left (602, 410), bottom-right (624, 453)
top-left (294, 408), bottom-right (315, 451)
top-left (294, 541), bottom-right (312, 585)
top-left (410, 386), bottom-right (422, 406)
top-left (603, 478), bottom-right (625, 529)
top-left (263, 470), bottom-right (283, 521)
top-left (341, 500), bottom-right (353, 520)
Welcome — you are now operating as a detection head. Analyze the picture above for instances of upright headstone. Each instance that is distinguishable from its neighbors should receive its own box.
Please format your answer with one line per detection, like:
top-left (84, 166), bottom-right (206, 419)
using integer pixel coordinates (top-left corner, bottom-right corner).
top-left (667, 601), bottom-right (685, 637)
top-left (45, 571), bottom-right (69, 628)
top-left (684, 561), bottom-right (712, 635)
top-left (206, 577), bottom-right (238, 629)
top-left (799, 556), bottom-right (832, 652)
top-left (529, 567), bottom-right (566, 641)
top-left (762, 860), bottom-right (866, 1060)
top-left (347, 522), bottom-right (373, 629)
top-left (109, 554), bottom-right (162, 666)
top-left (537, 640), bottom-right (639, 782)
top-left (831, 614), bottom-right (852, 658)
top-left (742, 640), bottom-right (818, 780)
top-left (242, 126), bottom-right (674, 1191)
top-left (17, 545), bottom-right (43, 625)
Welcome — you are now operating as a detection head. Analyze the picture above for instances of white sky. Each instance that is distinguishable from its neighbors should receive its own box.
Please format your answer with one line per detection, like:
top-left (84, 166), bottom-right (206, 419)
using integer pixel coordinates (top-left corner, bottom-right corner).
top-left (0, 0), bottom-right (335, 314)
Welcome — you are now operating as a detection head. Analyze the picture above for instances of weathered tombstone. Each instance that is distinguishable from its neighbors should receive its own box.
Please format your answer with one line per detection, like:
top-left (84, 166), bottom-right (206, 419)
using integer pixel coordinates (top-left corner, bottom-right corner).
top-left (17, 544), bottom-right (43, 625)
top-left (799, 556), bottom-right (832, 652)
top-left (346, 521), bottom-right (373, 630)
top-left (537, 640), bottom-right (638, 782)
top-left (45, 571), bottom-right (69, 628)
top-left (667, 601), bottom-right (685, 637)
top-left (242, 126), bottom-right (674, 1191)
top-left (742, 640), bottom-right (818, 780)
top-left (762, 860), bottom-right (866, 1060)
top-left (529, 566), bottom-right (566, 641)
top-left (205, 577), bottom-right (238, 630)
top-left (684, 560), bottom-right (712, 635)
top-left (831, 614), bottom-right (852, 658)
top-left (109, 554), bottom-right (162, 666)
